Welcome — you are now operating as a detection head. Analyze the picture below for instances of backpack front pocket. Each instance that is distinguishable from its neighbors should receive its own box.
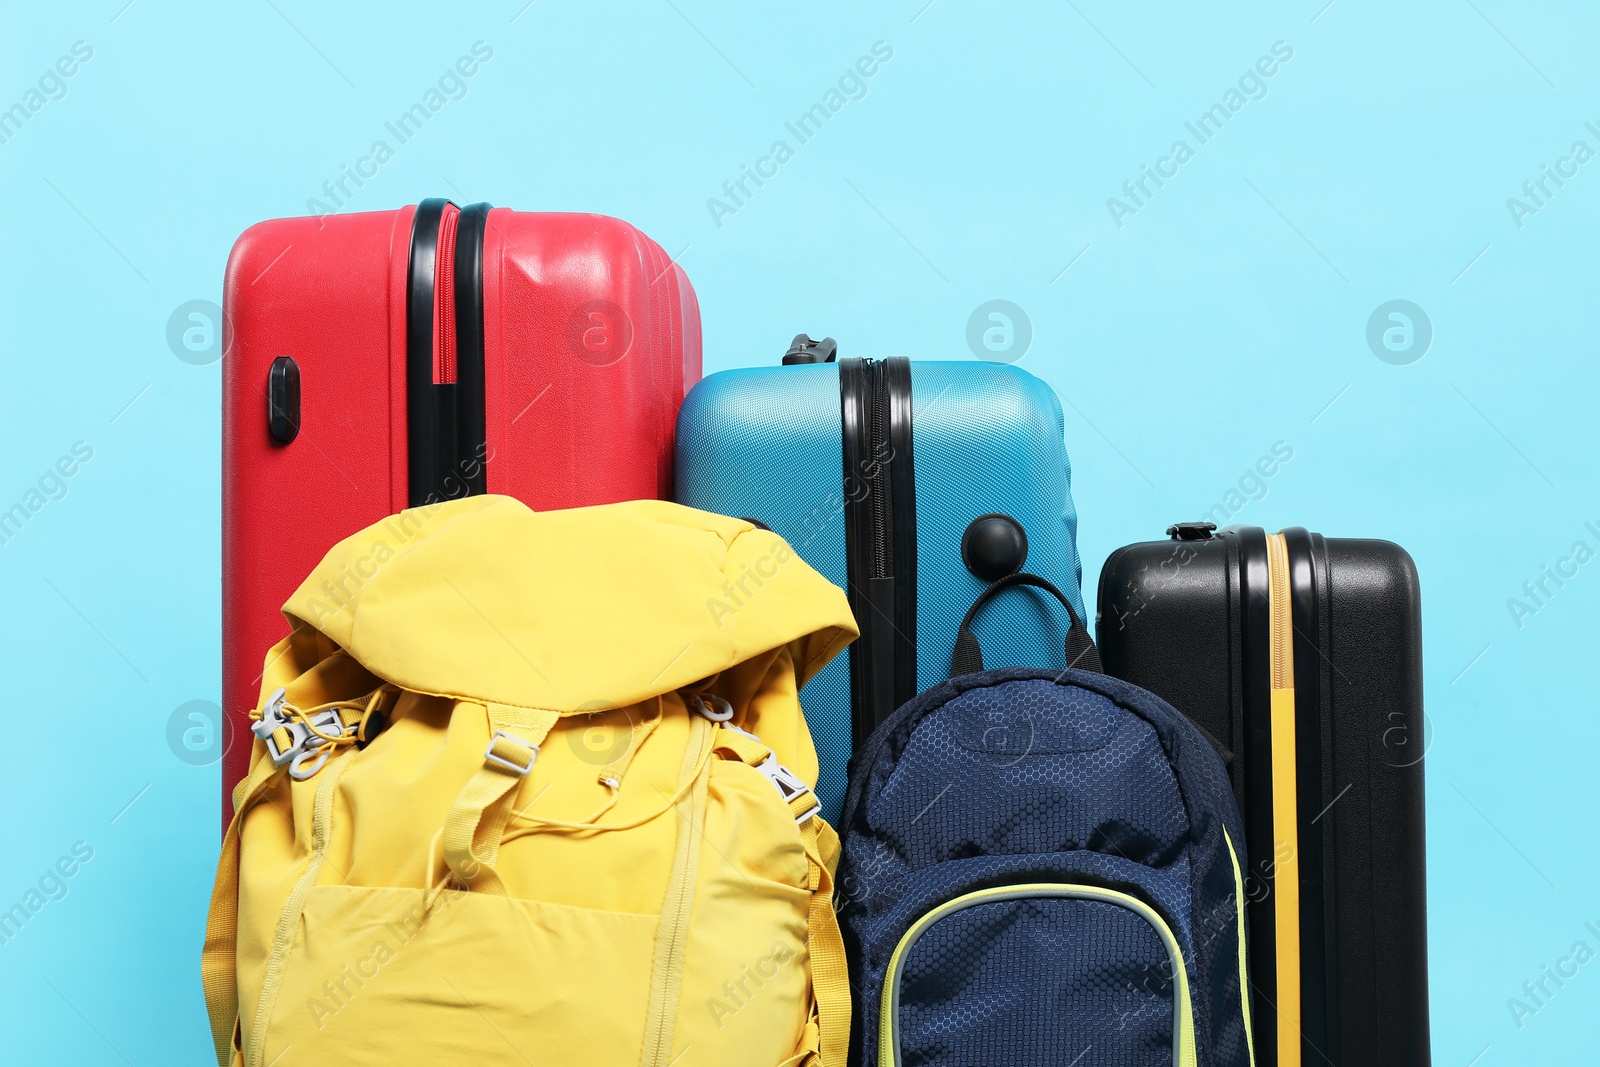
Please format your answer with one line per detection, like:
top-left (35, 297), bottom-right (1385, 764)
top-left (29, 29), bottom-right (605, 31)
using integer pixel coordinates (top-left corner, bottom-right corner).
top-left (257, 884), bottom-right (660, 1067)
top-left (881, 882), bottom-right (1197, 1067)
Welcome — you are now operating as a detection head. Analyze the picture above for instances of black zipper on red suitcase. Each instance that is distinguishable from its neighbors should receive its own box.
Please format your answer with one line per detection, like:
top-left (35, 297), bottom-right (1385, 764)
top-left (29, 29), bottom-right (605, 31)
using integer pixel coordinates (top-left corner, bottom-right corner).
top-left (406, 198), bottom-right (491, 505)
top-left (453, 202), bottom-right (491, 495)
top-left (840, 356), bottom-right (918, 746)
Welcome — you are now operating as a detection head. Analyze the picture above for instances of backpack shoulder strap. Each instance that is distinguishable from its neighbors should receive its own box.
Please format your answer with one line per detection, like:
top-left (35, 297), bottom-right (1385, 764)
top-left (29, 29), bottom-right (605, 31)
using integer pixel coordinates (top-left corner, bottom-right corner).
top-left (715, 724), bottom-right (849, 1067)
top-left (201, 751), bottom-right (282, 1066)
top-left (442, 702), bottom-right (562, 894)
top-left (801, 816), bottom-right (850, 1067)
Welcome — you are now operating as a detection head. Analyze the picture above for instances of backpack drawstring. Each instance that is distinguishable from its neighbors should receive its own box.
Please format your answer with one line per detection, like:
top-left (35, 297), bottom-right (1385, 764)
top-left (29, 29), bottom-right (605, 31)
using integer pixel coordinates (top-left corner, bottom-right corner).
top-left (249, 685), bottom-right (395, 781)
top-left (496, 692), bottom-right (730, 842)
top-left (499, 717), bottom-right (716, 840)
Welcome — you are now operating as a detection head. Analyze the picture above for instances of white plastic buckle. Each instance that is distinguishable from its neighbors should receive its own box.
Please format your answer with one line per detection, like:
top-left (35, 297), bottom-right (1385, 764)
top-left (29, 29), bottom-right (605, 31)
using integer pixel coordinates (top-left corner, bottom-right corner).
top-left (252, 688), bottom-right (308, 766)
top-left (290, 745), bottom-right (333, 780)
top-left (756, 754), bottom-right (820, 824)
top-left (288, 708), bottom-right (359, 781)
top-left (696, 693), bottom-right (734, 722)
top-left (484, 730), bottom-right (539, 776)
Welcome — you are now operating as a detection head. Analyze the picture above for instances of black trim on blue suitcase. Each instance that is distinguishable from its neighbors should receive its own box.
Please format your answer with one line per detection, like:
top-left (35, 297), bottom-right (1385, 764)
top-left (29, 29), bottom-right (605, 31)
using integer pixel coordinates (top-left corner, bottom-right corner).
top-left (840, 356), bottom-right (918, 747)
top-left (885, 356), bottom-right (917, 715)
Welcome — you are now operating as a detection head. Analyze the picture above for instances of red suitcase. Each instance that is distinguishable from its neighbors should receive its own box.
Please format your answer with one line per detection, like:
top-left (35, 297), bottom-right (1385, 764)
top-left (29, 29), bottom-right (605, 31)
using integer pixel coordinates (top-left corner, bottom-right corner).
top-left (221, 199), bottom-right (700, 814)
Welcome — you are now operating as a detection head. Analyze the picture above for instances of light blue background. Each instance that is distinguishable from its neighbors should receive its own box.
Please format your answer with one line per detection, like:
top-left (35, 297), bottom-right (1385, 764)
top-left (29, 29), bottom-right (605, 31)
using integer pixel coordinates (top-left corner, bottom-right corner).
top-left (2, 1), bottom-right (1595, 1062)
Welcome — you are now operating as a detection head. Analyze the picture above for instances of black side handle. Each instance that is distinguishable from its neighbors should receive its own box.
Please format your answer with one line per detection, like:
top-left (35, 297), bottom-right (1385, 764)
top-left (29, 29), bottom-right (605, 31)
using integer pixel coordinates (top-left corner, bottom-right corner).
top-left (782, 333), bottom-right (838, 365)
top-left (951, 571), bottom-right (1102, 677)
top-left (266, 355), bottom-right (300, 444)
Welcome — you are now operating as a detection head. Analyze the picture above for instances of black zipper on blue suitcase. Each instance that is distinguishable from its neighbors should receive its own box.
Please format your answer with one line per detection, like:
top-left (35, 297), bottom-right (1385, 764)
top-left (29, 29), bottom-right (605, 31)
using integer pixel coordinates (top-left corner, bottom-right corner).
top-left (839, 356), bottom-right (918, 746)
top-left (867, 361), bottom-right (894, 579)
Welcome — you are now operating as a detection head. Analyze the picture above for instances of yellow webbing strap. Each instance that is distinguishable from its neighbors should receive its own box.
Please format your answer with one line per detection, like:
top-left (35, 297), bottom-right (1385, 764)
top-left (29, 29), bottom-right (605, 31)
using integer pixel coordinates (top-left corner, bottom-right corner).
top-left (201, 752), bottom-right (283, 1067)
top-left (441, 702), bottom-right (561, 895)
top-left (716, 723), bottom-right (849, 1067)
top-left (801, 816), bottom-right (850, 1067)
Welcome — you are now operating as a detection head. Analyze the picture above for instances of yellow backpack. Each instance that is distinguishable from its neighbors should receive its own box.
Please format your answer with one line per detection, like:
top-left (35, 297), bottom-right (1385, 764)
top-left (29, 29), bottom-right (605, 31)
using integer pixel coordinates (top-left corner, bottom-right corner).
top-left (203, 496), bottom-right (858, 1067)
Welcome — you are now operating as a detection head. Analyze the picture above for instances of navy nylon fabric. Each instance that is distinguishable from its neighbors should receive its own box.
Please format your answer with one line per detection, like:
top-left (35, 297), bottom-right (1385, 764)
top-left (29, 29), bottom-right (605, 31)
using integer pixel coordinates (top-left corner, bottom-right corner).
top-left (839, 668), bottom-right (1252, 1067)
top-left (898, 898), bottom-right (1175, 1067)
top-left (846, 850), bottom-right (1196, 995)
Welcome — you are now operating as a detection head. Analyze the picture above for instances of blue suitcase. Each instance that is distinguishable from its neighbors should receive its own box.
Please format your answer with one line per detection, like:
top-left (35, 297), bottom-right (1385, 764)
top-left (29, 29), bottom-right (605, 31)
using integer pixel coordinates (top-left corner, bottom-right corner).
top-left (675, 335), bottom-right (1086, 821)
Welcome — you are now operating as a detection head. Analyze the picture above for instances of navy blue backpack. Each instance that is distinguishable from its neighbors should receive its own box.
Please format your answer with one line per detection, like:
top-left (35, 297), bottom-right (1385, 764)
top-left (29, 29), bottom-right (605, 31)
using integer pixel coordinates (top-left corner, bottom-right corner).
top-left (837, 573), bottom-right (1255, 1067)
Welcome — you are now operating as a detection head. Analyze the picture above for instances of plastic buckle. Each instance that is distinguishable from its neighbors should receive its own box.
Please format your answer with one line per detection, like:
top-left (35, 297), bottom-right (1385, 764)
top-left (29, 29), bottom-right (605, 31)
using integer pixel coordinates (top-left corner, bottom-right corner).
top-left (261, 722), bottom-right (309, 766)
top-left (755, 754), bottom-right (820, 824)
top-left (695, 693), bottom-right (734, 722)
top-left (307, 707), bottom-right (355, 739)
top-left (252, 688), bottom-right (309, 766)
top-left (289, 744), bottom-right (334, 781)
top-left (288, 708), bottom-right (359, 780)
top-left (484, 730), bottom-right (538, 776)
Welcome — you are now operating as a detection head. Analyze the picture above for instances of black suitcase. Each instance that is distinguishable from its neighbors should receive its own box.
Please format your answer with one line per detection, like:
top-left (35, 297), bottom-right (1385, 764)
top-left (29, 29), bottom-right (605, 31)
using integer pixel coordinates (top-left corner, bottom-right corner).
top-left (1096, 523), bottom-right (1429, 1067)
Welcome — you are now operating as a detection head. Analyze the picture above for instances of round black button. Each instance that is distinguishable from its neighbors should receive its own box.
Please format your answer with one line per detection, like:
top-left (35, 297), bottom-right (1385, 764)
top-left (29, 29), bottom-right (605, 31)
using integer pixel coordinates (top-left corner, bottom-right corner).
top-left (961, 513), bottom-right (1028, 582)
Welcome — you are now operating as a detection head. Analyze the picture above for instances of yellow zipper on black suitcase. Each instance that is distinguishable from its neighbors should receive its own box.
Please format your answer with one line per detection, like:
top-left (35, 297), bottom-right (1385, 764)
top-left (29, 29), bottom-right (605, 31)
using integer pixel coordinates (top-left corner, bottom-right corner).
top-left (1266, 532), bottom-right (1300, 1067)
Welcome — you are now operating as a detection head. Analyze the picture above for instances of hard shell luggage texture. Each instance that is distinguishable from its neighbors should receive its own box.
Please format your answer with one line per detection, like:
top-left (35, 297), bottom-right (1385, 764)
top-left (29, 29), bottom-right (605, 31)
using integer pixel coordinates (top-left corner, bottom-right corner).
top-left (222, 199), bottom-right (700, 813)
top-left (674, 339), bottom-right (1085, 822)
top-left (1097, 523), bottom-right (1429, 1067)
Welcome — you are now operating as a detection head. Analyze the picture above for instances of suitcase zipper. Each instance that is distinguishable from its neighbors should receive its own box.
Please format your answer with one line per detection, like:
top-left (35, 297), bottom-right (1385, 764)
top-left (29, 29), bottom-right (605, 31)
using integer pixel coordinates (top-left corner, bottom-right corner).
top-left (866, 360), bottom-right (894, 579)
top-left (407, 199), bottom-right (491, 504)
top-left (433, 204), bottom-right (460, 385)
top-left (1267, 533), bottom-right (1293, 690)
top-left (1265, 531), bottom-right (1302, 1067)
top-left (839, 357), bottom-right (918, 746)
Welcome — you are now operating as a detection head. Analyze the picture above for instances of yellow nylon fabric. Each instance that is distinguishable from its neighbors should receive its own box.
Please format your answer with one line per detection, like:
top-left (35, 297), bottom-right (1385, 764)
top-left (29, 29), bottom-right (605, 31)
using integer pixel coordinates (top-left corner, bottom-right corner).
top-left (202, 497), bottom-right (859, 1067)
top-left (439, 702), bottom-right (562, 895)
top-left (280, 495), bottom-right (854, 714)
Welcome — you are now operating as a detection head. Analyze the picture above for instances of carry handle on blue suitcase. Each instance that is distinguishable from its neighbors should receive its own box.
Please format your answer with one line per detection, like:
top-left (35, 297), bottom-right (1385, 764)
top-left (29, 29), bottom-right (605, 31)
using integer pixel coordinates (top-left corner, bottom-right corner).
top-left (950, 570), bottom-right (1103, 676)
